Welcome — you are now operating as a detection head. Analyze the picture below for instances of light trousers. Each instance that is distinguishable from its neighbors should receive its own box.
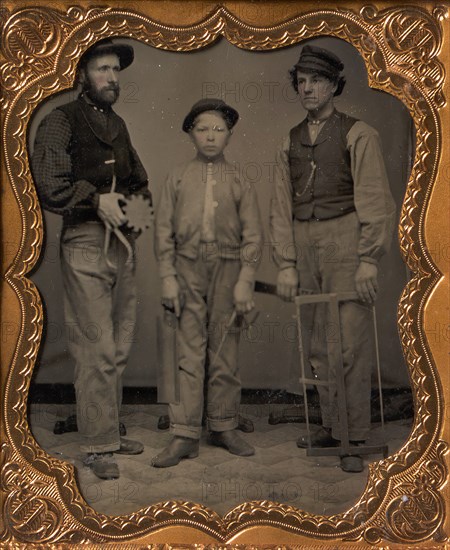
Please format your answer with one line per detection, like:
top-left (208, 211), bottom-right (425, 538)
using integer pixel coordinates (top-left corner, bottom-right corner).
top-left (60, 222), bottom-right (136, 453)
top-left (293, 212), bottom-right (373, 441)
top-left (169, 245), bottom-right (241, 439)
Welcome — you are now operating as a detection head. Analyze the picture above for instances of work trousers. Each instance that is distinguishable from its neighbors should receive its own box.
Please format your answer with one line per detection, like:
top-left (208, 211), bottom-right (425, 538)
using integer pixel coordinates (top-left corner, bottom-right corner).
top-left (169, 244), bottom-right (241, 439)
top-left (60, 222), bottom-right (137, 453)
top-left (293, 212), bottom-right (373, 441)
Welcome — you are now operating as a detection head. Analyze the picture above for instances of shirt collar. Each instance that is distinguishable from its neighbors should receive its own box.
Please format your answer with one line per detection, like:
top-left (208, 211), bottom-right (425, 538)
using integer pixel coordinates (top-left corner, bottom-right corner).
top-left (80, 92), bottom-right (110, 114)
top-left (195, 152), bottom-right (226, 164)
top-left (306, 107), bottom-right (337, 125)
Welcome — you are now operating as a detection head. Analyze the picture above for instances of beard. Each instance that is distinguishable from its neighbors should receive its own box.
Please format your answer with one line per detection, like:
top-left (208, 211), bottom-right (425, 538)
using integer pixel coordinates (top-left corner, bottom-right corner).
top-left (83, 79), bottom-right (120, 108)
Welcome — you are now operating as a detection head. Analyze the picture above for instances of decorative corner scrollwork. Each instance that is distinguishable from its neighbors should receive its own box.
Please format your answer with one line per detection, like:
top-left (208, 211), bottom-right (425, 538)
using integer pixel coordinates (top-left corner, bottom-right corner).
top-left (360, 4), bottom-right (447, 108)
top-left (1, 444), bottom-right (63, 544)
top-left (0, 7), bottom-right (112, 110)
top-left (360, 441), bottom-right (449, 545)
top-left (384, 480), bottom-right (443, 542)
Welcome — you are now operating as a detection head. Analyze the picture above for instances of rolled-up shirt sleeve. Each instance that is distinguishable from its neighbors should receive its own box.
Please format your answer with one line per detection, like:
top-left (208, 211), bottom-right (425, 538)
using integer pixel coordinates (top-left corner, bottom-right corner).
top-left (269, 135), bottom-right (297, 270)
top-left (348, 121), bottom-right (396, 264)
top-left (31, 109), bottom-right (99, 215)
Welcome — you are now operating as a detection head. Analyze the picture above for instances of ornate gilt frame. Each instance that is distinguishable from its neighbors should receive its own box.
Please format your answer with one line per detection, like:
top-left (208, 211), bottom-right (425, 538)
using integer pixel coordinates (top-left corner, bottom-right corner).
top-left (1, 1), bottom-right (449, 546)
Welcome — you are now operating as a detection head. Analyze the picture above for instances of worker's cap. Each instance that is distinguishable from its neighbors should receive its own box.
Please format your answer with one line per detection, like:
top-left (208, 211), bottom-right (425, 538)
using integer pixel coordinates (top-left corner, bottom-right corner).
top-left (79, 39), bottom-right (134, 70)
top-left (182, 98), bottom-right (239, 133)
top-left (294, 45), bottom-right (344, 79)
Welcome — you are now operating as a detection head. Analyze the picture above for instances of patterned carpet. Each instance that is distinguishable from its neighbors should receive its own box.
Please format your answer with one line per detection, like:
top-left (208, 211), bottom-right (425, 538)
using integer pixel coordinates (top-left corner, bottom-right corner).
top-left (29, 403), bottom-right (412, 517)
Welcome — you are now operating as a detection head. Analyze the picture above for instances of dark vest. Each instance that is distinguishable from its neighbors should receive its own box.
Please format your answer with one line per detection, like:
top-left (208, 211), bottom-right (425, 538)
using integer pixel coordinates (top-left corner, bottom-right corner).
top-left (57, 97), bottom-right (134, 197)
top-left (289, 110), bottom-right (358, 220)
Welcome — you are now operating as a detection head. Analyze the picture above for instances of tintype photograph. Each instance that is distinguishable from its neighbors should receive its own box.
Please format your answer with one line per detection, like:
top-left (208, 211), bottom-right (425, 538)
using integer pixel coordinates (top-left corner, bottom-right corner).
top-left (1, 1), bottom-right (448, 547)
top-left (27, 33), bottom-right (413, 514)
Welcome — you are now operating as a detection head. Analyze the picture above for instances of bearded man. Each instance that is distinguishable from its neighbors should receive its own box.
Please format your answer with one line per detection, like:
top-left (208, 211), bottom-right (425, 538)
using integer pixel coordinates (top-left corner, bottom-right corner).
top-left (32, 39), bottom-right (151, 480)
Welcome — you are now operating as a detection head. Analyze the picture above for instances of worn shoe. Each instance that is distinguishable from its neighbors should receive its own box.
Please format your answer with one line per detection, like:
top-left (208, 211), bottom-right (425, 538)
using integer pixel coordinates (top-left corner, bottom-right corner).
top-left (341, 454), bottom-right (364, 473)
top-left (114, 438), bottom-right (144, 455)
top-left (238, 415), bottom-right (254, 433)
top-left (84, 452), bottom-right (120, 480)
top-left (157, 415), bottom-right (170, 430)
top-left (208, 430), bottom-right (255, 456)
top-left (297, 426), bottom-right (338, 448)
top-left (340, 440), bottom-right (365, 472)
top-left (151, 436), bottom-right (199, 468)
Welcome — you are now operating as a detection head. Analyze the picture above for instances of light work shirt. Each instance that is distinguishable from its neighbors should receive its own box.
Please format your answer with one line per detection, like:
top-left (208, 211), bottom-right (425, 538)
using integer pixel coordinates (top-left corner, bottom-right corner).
top-left (155, 155), bottom-right (263, 284)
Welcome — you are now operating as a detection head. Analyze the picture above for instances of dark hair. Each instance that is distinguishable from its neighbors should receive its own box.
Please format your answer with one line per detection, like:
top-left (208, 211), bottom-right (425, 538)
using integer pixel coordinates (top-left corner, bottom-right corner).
top-left (289, 67), bottom-right (346, 97)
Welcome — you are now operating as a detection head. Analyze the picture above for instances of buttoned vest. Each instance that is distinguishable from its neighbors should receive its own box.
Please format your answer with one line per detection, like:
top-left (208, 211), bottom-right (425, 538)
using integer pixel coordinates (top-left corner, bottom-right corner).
top-left (289, 110), bottom-right (358, 220)
top-left (58, 98), bottom-right (133, 196)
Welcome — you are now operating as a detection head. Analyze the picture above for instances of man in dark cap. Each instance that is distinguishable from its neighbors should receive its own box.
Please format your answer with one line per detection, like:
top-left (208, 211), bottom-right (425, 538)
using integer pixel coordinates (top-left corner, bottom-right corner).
top-left (270, 44), bottom-right (396, 472)
top-left (32, 39), bottom-right (151, 480)
top-left (152, 98), bottom-right (262, 467)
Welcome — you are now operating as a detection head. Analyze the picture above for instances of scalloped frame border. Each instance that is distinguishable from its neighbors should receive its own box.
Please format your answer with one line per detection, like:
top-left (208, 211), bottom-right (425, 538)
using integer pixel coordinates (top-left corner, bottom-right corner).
top-left (0, 2), bottom-right (448, 546)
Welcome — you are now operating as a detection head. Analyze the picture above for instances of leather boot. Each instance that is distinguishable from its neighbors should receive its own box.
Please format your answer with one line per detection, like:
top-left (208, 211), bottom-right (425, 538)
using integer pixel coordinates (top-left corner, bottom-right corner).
top-left (341, 441), bottom-right (365, 473)
top-left (151, 436), bottom-right (199, 468)
top-left (297, 426), bottom-right (338, 448)
top-left (114, 438), bottom-right (144, 455)
top-left (84, 452), bottom-right (120, 480)
top-left (340, 454), bottom-right (364, 473)
top-left (208, 429), bottom-right (255, 456)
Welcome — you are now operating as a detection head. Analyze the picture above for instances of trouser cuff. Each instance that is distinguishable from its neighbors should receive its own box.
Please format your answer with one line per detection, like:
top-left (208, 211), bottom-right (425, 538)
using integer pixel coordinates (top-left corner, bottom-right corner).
top-left (80, 441), bottom-right (120, 454)
top-left (170, 423), bottom-right (201, 439)
top-left (207, 417), bottom-right (238, 432)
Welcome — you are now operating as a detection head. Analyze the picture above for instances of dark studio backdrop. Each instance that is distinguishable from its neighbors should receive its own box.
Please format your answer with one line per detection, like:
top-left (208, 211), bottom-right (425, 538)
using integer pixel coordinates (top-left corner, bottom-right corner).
top-left (28, 36), bottom-right (413, 397)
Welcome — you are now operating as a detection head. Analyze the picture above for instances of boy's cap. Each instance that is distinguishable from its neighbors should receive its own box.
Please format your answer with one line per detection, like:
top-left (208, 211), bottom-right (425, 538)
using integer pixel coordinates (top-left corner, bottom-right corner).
top-left (79, 39), bottom-right (134, 70)
top-left (182, 98), bottom-right (239, 133)
top-left (294, 45), bottom-right (344, 79)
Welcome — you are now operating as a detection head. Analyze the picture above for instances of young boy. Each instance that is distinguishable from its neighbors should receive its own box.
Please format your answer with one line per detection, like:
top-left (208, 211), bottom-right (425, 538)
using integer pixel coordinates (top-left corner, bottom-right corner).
top-left (152, 98), bottom-right (262, 467)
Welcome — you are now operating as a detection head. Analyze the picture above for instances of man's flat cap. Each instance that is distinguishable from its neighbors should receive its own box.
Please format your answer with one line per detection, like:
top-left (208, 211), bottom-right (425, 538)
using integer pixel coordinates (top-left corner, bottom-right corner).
top-left (182, 98), bottom-right (239, 133)
top-left (294, 45), bottom-right (344, 78)
top-left (80, 39), bottom-right (134, 70)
